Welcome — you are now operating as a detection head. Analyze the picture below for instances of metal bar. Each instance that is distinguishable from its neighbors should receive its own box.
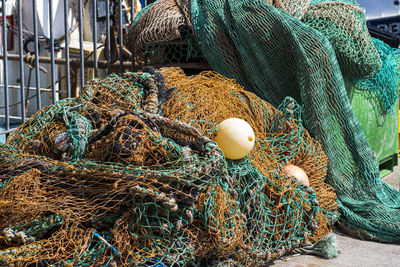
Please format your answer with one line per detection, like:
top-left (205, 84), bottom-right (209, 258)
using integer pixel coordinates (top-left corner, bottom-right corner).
top-left (106, 0), bottom-right (111, 74)
top-left (17, 0), bottom-right (25, 121)
top-left (93, 0), bottom-right (98, 77)
top-left (0, 114), bottom-right (26, 120)
top-left (0, 54), bottom-right (210, 70)
top-left (64, 0), bottom-right (71, 97)
top-left (49, 0), bottom-right (56, 104)
top-left (131, 0), bottom-right (135, 19)
top-left (32, 0), bottom-right (41, 109)
top-left (0, 53), bottom-right (210, 69)
top-left (0, 128), bottom-right (17, 135)
top-left (118, 0), bottom-right (124, 73)
top-left (131, 0), bottom-right (135, 72)
top-left (0, 84), bottom-right (58, 92)
top-left (0, 54), bottom-right (106, 66)
top-left (78, 0), bottom-right (85, 89)
top-left (2, 0), bottom-right (9, 132)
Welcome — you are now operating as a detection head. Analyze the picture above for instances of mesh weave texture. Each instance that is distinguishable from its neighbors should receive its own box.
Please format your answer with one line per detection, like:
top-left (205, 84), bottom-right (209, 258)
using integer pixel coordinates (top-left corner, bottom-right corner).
top-left (189, 0), bottom-right (400, 243)
top-left (0, 69), bottom-right (335, 266)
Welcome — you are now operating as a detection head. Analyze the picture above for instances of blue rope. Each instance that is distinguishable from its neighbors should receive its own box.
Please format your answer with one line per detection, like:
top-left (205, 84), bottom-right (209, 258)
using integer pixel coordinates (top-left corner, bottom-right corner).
top-left (142, 256), bottom-right (166, 267)
top-left (93, 232), bottom-right (121, 257)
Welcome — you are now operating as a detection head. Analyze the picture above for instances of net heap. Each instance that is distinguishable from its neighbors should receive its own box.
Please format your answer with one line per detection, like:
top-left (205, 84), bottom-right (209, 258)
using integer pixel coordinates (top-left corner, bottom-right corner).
top-left (128, 0), bottom-right (400, 244)
top-left (0, 67), bottom-right (337, 266)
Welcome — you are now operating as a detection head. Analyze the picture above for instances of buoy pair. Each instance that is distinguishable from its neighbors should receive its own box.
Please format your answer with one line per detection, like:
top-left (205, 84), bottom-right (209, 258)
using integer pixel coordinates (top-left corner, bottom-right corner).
top-left (214, 118), bottom-right (309, 187)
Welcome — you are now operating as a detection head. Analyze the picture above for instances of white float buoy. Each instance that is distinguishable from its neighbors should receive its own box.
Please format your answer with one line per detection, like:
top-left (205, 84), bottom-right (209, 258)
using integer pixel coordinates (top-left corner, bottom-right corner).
top-left (213, 118), bottom-right (255, 160)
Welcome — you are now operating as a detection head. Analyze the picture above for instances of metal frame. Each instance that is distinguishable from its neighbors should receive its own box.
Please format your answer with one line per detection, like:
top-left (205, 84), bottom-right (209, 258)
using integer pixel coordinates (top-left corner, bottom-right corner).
top-left (0, 0), bottom-right (143, 138)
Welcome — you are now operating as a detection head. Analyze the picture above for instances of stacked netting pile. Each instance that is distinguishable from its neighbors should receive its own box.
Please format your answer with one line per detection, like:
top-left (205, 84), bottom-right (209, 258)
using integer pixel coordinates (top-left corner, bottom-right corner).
top-left (127, 0), bottom-right (204, 66)
top-left (124, 0), bottom-right (202, 67)
top-left (0, 69), bottom-right (336, 266)
top-left (160, 67), bottom-right (339, 241)
top-left (127, 0), bottom-right (400, 243)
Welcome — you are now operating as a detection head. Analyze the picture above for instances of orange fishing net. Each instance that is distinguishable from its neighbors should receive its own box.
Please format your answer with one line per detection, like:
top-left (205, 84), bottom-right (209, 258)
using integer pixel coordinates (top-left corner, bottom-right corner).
top-left (0, 68), bottom-right (337, 266)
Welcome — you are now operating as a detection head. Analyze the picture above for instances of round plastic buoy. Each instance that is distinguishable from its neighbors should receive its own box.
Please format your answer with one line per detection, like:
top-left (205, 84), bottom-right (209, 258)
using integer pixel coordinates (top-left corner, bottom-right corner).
top-left (284, 164), bottom-right (309, 187)
top-left (213, 118), bottom-right (255, 160)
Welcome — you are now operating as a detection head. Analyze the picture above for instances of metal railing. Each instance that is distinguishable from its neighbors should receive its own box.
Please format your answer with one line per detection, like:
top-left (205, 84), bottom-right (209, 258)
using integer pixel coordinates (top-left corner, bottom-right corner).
top-left (0, 0), bottom-right (148, 138)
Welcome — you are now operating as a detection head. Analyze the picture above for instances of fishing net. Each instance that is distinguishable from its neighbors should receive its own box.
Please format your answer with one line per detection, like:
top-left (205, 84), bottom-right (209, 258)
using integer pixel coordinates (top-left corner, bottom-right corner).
top-left (266, 0), bottom-right (311, 19)
top-left (126, 0), bottom-right (400, 243)
top-left (127, 0), bottom-right (204, 66)
top-left (351, 38), bottom-right (400, 114)
top-left (301, 1), bottom-right (382, 78)
top-left (127, 0), bottom-right (186, 55)
top-left (0, 68), bottom-right (337, 266)
top-left (189, 0), bottom-right (400, 243)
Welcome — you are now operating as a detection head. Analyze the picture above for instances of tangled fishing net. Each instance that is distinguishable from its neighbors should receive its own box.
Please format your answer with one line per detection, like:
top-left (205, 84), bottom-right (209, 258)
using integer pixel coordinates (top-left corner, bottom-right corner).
top-left (127, 0), bottom-right (203, 66)
top-left (127, 0), bottom-right (400, 244)
top-left (351, 38), bottom-right (400, 114)
top-left (0, 67), bottom-right (338, 266)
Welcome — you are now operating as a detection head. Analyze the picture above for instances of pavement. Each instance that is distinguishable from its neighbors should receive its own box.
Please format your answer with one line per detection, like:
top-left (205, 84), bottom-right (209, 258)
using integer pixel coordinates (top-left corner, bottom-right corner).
top-left (271, 165), bottom-right (400, 267)
top-left (382, 165), bottom-right (400, 191)
top-left (271, 231), bottom-right (400, 267)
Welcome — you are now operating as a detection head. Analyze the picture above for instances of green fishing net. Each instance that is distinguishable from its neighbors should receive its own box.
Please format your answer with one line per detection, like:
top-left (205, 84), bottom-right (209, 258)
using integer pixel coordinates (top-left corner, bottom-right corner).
top-left (302, 1), bottom-right (382, 78)
top-left (351, 38), bottom-right (400, 114)
top-left (3, 0), bottom-right (400, 265)
top-left (188, 0), bottom-right (400, 243)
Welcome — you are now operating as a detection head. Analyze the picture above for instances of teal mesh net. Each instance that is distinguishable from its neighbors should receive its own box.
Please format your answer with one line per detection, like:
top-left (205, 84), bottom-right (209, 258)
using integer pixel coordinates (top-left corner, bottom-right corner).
top-left (351, 38), bottom-right (400, 114)
top-left (189, 0), bottom-right (400, 243)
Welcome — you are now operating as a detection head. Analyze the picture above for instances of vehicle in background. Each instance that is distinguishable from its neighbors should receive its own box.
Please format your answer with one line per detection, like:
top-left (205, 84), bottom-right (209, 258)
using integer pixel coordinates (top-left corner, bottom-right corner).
top-left (358, 0), bottom-right (400, 34)
top-left (356, 0), bottom-right (400, 47)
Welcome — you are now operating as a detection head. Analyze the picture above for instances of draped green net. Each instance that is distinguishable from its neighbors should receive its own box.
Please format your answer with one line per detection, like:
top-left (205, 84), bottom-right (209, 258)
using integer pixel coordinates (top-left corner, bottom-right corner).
top-left (188, 0), bottom-right (400, 242)
top-left (351, 38), bottom-right (400, 114)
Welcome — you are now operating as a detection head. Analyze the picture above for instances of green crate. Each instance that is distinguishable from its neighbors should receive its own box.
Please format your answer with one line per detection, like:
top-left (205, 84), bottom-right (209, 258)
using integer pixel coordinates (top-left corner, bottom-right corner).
top-left (345, 78), bottom-right (399, 178)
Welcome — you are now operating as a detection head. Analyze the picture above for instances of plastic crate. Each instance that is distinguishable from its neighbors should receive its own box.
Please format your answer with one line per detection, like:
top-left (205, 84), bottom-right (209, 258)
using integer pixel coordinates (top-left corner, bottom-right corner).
top-left (345, 79), bottom-right (399, 178)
